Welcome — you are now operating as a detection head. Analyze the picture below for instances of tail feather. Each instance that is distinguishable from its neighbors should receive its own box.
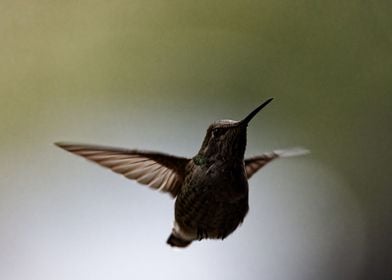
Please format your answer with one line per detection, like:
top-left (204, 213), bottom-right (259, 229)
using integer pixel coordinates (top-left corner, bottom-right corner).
top-left (167, 233), bottom-right (192, 248)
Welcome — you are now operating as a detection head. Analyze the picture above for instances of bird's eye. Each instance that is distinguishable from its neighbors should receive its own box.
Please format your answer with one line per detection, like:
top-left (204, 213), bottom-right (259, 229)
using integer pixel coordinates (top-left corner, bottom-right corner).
top-left (212, 128), bottom-right (223, 137)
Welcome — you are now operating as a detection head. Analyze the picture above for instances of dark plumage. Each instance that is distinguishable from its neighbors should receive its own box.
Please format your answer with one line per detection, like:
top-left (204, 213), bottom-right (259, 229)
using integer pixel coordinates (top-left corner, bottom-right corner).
top-left (56, 98), bottom-right (308, 248)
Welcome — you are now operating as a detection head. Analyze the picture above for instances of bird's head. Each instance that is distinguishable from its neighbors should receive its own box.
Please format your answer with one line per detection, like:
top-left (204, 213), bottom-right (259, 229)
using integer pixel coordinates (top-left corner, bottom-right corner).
top-left (198, 98), bottom-right (273, 161)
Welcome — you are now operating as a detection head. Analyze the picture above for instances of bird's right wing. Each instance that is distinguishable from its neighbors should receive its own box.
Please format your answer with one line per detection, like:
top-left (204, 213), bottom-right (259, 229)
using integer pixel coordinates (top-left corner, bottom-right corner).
top-left (55, 142), bottom-right (190, 197)
top-left (245, 147), bottom-right (309, 179)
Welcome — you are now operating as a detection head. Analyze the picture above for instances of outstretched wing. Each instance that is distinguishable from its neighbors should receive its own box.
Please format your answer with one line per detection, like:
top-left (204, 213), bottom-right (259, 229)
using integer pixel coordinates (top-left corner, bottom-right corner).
top-left (245, 147), bottom-right (309, 179)
top-left (55, 142), bottom-right (190, 197)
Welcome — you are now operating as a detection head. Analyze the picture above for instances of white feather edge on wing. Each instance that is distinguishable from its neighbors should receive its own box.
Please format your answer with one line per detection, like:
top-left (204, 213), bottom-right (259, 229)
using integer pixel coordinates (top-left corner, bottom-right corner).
top-left (273, 147), bottom-right (310, 157)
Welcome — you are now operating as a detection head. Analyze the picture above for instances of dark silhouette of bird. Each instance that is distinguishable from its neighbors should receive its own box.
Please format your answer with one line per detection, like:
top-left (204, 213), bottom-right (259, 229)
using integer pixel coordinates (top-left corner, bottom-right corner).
top-left (55, 98), bottom-right (308, 248)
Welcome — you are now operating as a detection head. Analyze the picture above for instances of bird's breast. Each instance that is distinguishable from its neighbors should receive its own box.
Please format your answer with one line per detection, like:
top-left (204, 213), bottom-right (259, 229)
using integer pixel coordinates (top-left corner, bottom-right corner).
top-left (174, 161), bottom-right (249, 239)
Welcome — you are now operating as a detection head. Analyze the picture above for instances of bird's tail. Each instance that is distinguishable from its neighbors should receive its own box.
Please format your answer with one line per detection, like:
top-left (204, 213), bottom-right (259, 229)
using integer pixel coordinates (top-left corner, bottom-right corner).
top-left (166, 233), bottom-right (192, 248)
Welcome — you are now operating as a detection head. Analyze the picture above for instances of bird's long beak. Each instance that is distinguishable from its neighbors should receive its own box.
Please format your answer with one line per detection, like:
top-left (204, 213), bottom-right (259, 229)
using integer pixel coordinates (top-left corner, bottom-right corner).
top-left (240, 98), bottom-right (274, 125)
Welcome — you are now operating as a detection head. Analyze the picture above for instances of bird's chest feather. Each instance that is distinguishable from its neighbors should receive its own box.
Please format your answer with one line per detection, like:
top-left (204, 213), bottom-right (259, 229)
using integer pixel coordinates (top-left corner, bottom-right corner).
top-left (175, 160), bottom-right (249, 238)
top-left (181, 160), bottom-right (248, 202)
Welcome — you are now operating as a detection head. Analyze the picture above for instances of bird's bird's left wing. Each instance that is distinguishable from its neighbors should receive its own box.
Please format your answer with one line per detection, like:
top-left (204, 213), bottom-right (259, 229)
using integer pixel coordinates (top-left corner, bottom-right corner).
top-left (55, 142), bottom-right (190, 197)
top-left (245, 147), bottom-right (309, 179)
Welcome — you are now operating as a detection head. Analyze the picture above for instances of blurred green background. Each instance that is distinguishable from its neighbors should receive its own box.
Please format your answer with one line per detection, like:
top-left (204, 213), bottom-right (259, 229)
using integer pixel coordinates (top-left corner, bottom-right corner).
top-left (1, 1), bottom-right (391, 280)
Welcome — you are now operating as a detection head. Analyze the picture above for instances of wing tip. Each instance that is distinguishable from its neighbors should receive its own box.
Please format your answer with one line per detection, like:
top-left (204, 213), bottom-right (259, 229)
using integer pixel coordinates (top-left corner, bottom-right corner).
top-left (54, 141), bottom-right (67, 149)
top-left (54, 141), bottom-right (75, 151)
top-left (274, 147), bottom-right (310, 157)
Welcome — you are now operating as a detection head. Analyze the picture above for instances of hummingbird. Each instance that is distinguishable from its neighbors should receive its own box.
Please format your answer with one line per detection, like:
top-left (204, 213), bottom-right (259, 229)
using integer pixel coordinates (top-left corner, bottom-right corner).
top-left (55, 98), bottom-right (308, 248)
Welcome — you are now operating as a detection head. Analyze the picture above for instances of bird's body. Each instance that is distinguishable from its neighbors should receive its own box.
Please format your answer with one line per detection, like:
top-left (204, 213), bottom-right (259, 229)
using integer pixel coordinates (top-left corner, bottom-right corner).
top-left (172, 157), bottom-right (249, 246)
top-left (56, 98), bottom-right (308, 248)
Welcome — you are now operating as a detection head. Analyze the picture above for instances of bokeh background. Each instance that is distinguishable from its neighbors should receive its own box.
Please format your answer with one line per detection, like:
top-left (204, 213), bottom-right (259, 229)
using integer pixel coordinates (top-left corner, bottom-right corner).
top-left (1, 1), bottom-right (391, 279)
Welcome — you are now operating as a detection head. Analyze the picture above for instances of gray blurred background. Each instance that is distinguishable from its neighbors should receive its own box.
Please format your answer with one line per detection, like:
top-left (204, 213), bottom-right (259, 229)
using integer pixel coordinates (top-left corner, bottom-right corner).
top-left (1, 1), bottom-right (391, 279)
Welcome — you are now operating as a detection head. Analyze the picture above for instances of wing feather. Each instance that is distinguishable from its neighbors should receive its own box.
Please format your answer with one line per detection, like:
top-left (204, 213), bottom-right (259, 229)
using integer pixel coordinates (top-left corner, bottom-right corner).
top-left (55, 142), bottom-right (190, 197)
top-left (245, 147), bottom-right (309, 179)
